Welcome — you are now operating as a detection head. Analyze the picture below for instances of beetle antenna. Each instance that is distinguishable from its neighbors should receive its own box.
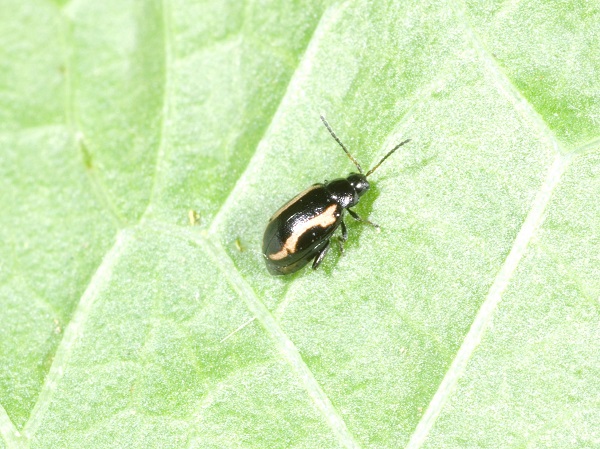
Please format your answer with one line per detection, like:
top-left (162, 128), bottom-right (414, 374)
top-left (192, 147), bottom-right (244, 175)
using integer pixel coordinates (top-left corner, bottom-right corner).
top-left (365, 138), bottom-right (411, 177)
top-left (320, 115), bottom-right (363, 174)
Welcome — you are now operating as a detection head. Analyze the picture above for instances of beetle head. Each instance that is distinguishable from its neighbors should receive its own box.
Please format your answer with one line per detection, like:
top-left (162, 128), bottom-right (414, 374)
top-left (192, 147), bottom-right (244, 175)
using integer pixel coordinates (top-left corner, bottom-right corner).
top-left (347, 173), bottom-right (370, 202)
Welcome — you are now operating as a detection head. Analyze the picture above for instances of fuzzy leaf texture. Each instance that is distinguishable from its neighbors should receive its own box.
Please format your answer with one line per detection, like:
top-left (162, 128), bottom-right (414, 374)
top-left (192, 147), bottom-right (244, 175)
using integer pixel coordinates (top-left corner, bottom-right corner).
top-left (0, 0), bottom-right (599, 448)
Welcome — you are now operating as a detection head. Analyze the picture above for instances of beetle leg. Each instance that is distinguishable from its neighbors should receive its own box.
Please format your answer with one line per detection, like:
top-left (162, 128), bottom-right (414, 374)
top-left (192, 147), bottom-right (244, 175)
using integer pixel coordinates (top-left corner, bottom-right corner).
top-left (312, 240), bottom-right (331, 270)
top-left (340, 219), bottom-right (348, 241)
top-left (336, 220), bottom-right (347, 253)
top-left (347, 208), bottom-right (380, 230)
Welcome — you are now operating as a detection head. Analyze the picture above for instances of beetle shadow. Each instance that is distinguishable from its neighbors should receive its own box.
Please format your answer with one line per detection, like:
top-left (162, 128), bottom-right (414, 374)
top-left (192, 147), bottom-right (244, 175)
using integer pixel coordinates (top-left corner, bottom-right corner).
top-left (317, 183), bottom-right (381, 277)
top-left (347, 182), bottom-right (381, 240)
top-left (319, 152), bottom-right (439, 275)
top-left (316, 151), bottom-right (439, 276)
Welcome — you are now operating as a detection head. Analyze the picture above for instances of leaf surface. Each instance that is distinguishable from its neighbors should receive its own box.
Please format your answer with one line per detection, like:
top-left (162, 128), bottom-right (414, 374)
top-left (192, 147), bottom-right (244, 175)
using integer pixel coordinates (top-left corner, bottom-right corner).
top-left (0, 0), bottom-right (598, 448)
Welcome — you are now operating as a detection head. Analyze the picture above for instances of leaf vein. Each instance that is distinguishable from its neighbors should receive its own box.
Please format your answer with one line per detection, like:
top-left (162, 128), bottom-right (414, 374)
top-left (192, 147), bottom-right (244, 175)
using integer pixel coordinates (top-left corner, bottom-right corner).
top-left (573, 136), bottom-right (600, 155)
top-left (58, 11), bottom-right (126, 227)
top-left (201, 237), bottom-right (361, 449)
top-left (142, 0), bottom-right (173, 219)
top-left (146, 221), bottom-right (361, 449)
top-left (22, 230), bottom-right (132, 439)
top-left (208, 3), bottom-right (347, 234)
top-left (405, 153), bottom-right (571, 448)
top-left (0, 404), bottom-right (27, 449)
top-left (455, 0), bottom-right (561, 154)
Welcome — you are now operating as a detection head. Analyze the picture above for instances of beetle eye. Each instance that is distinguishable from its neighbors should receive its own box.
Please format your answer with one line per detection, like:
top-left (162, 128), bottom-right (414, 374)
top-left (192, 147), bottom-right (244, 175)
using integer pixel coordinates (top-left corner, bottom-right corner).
top-left (347, 173), bottom-right (370, 196)
top-left (357, 179), bottom-right (369, 195)
top-left (354, 179), bottom-right (369, 197)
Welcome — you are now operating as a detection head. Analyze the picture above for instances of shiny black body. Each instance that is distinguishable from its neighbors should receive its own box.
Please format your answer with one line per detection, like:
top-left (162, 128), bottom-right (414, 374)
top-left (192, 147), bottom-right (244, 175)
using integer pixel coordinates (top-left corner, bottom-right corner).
top-left (262, 115), bottom-right (410, 276)
top-left (263, 174), bottom-right (370, 275)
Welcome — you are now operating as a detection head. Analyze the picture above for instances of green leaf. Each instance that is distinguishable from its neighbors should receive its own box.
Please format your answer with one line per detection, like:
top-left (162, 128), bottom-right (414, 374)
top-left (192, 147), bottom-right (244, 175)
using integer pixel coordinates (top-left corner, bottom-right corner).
top-left (1, 0), bottom-right (598, 448)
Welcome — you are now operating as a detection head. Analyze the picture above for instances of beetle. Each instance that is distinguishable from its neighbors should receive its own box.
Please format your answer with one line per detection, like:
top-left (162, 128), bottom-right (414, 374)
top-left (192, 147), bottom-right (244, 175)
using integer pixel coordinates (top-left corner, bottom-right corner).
top-left (262, 115), bottom-right (410, 275)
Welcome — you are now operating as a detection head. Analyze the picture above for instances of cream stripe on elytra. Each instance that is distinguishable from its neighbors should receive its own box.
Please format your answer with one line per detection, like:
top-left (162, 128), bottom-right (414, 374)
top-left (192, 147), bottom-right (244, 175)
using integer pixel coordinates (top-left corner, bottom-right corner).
top-left (268, 204), bottom-right (338, 260)
top-left (269, 184), bottom-right (322, 222)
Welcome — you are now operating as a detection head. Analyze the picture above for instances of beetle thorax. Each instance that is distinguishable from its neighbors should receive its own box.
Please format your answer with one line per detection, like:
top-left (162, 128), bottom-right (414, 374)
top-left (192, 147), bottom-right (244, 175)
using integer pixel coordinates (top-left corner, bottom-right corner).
top-left (325, 173), bottom-right (370, 208)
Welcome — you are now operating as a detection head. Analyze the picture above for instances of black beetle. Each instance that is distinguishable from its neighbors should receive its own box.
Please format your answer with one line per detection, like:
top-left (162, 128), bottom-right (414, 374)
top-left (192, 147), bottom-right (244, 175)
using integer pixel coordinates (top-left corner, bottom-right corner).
top-left (262, 115), bottom-right (410, 275)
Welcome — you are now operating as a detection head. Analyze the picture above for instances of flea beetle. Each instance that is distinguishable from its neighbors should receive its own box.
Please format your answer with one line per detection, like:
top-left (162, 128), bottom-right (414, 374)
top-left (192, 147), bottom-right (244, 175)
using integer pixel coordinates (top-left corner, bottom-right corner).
top-left (262, 115), bottom-right (410, 275)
